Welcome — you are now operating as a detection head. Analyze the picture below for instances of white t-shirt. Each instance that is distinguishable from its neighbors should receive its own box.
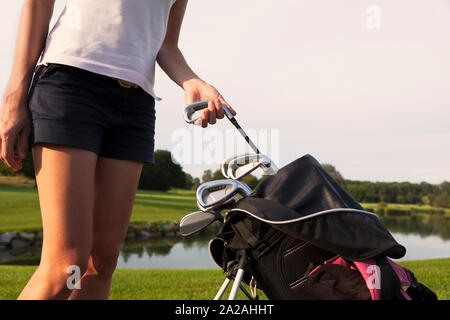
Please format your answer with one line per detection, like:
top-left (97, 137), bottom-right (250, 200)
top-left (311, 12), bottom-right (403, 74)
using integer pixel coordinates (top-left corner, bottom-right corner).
top-left (38, 0), bottom-right (177, 100)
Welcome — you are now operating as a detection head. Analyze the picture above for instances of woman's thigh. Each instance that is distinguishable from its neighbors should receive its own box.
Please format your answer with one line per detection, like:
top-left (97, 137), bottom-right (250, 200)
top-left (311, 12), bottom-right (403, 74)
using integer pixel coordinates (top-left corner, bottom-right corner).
top-left (90, 156), bottom-right (143, 269)
top-left (32, 143), bottom-right (98, 270)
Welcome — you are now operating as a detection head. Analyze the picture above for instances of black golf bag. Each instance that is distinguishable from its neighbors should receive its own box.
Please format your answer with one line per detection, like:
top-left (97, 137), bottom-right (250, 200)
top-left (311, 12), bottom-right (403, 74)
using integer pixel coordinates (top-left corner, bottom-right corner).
top-left (209, 154), bottom-right (437, 300)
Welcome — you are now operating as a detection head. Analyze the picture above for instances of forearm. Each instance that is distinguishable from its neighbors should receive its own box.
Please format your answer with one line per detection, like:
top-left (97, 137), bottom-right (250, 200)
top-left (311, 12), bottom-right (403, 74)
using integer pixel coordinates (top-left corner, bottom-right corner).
top-left (156, 44), bottom-right (205, 90)
top-left (3, 0), bottom-right (55, 106)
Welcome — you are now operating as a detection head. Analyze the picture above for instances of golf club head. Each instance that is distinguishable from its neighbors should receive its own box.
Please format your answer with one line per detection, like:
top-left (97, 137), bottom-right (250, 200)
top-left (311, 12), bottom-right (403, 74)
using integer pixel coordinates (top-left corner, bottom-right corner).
top-left (184, 100), bottom-right (209, 124)
top-left (179, 210), bottom-right (223, 237)
top-left (220, 155), bottom-right (239, 179)
top-left (226, 153), bottom-right (279, 180)
top-left (196, 179), bottom-right (252, 211)
top-left (184, 100), bottom-right (233, 125)
top-left (197, 196), bottom-right (239, 212)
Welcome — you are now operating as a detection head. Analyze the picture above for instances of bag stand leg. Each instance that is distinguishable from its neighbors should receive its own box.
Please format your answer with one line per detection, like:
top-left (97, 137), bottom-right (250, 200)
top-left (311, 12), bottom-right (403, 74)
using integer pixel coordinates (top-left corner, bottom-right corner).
top-left (228, 256), bottom-right (246, 300)
top-left (214, 256), bottom-right (254, 300)
top-left (214, 277), bottom-right (232, 300)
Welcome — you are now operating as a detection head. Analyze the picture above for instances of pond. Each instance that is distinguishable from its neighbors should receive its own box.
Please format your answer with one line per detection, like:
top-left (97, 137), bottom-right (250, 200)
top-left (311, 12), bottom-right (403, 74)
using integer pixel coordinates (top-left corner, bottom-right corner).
top-left (1, 215), bottom-right (449, 268)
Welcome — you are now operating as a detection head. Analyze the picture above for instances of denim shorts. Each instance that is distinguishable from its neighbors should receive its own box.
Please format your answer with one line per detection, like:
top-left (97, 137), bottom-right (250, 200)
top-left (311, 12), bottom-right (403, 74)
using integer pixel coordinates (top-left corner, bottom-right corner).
top-left (27, 63), bottom-right (156, 163)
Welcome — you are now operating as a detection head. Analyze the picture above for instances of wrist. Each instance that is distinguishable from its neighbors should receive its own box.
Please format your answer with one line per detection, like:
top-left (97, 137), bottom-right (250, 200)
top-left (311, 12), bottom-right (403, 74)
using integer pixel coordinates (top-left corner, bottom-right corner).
top-left (2, 87), bottom-right (28, 108)
top-left (182, 78), bottom-right (206, 91)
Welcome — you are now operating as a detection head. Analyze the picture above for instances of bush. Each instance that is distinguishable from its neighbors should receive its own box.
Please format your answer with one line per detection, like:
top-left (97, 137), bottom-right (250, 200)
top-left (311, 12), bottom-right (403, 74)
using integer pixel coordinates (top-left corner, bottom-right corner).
top-left (387, 208), bottom-right (411, 217)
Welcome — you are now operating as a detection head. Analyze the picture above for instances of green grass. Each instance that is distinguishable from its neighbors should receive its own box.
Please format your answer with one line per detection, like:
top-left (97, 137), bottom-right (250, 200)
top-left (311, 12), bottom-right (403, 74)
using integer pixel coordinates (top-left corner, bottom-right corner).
top-left (0, 258), bottom-right (448, 300)
top-left (0, 183), bottom-right (197, 232)
top-left (399, 258), bottom-right (450, 299)
top-left (362, 202), bottom-right (450, 216)
top-left (131, 189), bottom-right (197, 223)
top-left (1, 178), bottom-right (448, 232)
top-left (0, 184), bottom-right (42, 232)
top-left (0, 266), bottom-right (265, 300)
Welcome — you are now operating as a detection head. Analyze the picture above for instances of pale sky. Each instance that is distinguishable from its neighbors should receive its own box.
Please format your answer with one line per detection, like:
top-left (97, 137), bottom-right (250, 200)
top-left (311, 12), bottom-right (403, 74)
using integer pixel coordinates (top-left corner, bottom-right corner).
top-left (1, 0), bottom-right (449, 183)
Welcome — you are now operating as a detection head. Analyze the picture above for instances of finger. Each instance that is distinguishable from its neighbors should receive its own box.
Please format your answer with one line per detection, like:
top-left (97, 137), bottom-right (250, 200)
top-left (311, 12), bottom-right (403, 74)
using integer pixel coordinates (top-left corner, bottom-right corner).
top-left (208, 100), bottom-right (216, 125)
top-left (202, 109), bottom-right (210, 128)
top-left (214, 99), bottom-right (224, 119)
top-left (1, 135), bottom-right (20, 170)
top-left (218, 96), bottom-right (236, 116)
top-left (184, 93), bottom-right (197, 106)
top-left (16, 126), bottom-right (30, 160)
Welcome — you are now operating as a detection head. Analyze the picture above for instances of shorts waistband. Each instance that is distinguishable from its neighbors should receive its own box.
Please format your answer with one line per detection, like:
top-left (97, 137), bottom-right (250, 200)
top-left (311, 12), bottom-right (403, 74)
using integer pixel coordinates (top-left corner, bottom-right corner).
top-left (111, 78), bottom-right (140, 89)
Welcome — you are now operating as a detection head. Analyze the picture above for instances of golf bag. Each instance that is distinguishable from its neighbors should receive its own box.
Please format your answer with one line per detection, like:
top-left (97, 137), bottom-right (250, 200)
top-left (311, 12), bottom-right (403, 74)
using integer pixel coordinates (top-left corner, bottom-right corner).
top-left (209, 154), bottom-right (437, 300)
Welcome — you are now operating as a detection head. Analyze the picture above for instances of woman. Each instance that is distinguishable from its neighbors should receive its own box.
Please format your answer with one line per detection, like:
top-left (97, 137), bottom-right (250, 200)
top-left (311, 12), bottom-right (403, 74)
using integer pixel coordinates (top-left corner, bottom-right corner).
top-left (0, 0), bottom-right (234, 299)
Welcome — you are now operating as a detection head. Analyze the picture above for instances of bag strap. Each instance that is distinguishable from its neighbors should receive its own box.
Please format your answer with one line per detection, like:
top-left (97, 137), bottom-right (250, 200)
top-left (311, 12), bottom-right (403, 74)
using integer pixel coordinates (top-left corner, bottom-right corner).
top-left (232, 220), bottom-right (284, 259)
top-left (353, 258), bottom-right (403, 300)
top-left (354, 257), bottom-right (438, 300)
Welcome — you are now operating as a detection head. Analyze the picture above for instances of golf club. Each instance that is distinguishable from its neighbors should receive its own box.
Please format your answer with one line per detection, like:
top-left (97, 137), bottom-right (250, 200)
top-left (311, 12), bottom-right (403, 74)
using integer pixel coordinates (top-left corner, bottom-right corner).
top-left (197, 196), bottom-right (239, 212)
top-left (196, 179), bottom-right (252, 211)
top-left (184, 100), bottom-right (261, 155)
top-left (225, 153), bottom-right (279, 180)
top-left (220, 154), bottom-right (238, 179)
top-left (179, 210), bottom-right (224, 237)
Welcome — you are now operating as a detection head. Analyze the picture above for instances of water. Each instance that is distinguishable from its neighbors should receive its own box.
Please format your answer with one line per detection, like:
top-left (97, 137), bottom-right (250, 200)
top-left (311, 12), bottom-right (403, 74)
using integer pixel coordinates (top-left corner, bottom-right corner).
top-left (1, 215), bottom-right (449, 268)
top-left (392, 233), bottom-right (449, 261)
top-left (117, 235), bottom-right (217, 269)
top-left (380, 215), bottom-right (450, 261)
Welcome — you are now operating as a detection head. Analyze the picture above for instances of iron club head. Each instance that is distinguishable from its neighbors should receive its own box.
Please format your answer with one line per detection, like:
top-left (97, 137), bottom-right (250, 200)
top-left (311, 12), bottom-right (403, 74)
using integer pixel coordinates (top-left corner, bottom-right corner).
top-left (196, 179), bottom-right (252, 211)
top-left (224, 153), bottom-right (279, 180)
top-left (179, 210), bottom-right (224, 237)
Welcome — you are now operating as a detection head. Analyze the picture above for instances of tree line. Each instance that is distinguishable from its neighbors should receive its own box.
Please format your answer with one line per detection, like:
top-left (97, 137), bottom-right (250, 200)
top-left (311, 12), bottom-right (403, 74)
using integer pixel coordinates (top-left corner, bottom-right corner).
top-left (1, 150), bottom-right (448, 207)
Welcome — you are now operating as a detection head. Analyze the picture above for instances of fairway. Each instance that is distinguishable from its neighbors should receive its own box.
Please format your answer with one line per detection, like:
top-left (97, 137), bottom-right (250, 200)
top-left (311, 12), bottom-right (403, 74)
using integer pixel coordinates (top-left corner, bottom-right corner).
top-left (1, 182), bottom-right (449, 232)
top-left (1, 181), bottom-right (449, 300)
top-left (0, 266), bottom-right (266, 300)
top-left (0, 258), bottom-right (448, 300)
top-left (0, 183), bottom-right (198, 232)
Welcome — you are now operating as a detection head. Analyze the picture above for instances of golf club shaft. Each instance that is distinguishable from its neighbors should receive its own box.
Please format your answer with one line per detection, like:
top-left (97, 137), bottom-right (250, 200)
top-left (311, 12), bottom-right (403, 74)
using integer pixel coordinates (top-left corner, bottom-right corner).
top-left (222, 105), bottom-right (260, 155)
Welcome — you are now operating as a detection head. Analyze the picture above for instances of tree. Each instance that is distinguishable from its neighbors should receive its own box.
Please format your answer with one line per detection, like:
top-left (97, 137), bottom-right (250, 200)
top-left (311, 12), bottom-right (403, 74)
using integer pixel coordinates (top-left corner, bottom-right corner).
top-left (202, 169), bottom-right (213, 183)
top-left (138, 150), bottom-right (187, 191)
top-left (346, 184), bottom-right (367, 202)
top-left (241, 174), bottom-right (259, 189)
top-left (184, 173), bottom-right (194, 190)
top-left (192, 177), bottom-right (201, 190)
top-left (212, 169), bottom-right (225, 180)
top-left (321, 163), bottom-right (345, 185)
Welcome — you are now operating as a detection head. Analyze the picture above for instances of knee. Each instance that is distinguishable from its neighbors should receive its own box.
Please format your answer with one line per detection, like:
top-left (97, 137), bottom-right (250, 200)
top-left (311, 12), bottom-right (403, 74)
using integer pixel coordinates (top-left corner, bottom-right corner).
top-left (88, 247), bottom-right (120, 278)
top-left (39, 254), bottom-right (90, 286)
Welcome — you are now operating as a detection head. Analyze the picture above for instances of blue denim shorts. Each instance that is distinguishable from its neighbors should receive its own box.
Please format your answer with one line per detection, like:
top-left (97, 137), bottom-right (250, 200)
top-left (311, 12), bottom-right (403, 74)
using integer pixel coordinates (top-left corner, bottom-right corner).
top-left (27, 63), bottom-right (156, 163)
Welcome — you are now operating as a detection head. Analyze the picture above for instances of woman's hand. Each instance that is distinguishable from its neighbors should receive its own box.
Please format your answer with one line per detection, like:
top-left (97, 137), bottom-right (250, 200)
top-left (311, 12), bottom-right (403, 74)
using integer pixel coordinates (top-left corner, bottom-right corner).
top-left (0, 94), bottom-right (31, 171)
top-left (0, 0), bottom-right (56, 171)
top-left (157, 1), bottom-right (236, 127)
top-left (183, 78), bottom-right (236, 128)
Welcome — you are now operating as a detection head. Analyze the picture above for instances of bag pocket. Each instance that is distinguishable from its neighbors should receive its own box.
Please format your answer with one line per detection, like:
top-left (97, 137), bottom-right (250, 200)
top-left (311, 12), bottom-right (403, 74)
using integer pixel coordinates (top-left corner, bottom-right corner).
top-left (279, 237), bottom-right (335, 296)
top-left (295, 264), bottom-right (371, 300)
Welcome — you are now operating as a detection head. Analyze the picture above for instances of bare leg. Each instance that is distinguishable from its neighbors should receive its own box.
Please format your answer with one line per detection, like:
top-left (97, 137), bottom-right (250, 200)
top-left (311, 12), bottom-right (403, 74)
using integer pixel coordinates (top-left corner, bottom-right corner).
top-left (69, 156), bottom-right (143, 300)
top-left (18, 143), bottom-right (98, 300)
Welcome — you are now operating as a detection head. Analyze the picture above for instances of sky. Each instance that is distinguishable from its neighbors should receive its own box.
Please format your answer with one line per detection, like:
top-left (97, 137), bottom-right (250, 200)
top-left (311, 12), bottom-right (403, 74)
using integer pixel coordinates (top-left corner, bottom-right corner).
top-left (1, 0), bottom-right (449, 183)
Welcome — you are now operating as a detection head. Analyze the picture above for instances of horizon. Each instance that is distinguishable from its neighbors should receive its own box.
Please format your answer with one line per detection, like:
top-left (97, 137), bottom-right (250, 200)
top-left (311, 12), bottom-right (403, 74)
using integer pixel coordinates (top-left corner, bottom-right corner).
top-left (1, 0), bottom-right (449, 184)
